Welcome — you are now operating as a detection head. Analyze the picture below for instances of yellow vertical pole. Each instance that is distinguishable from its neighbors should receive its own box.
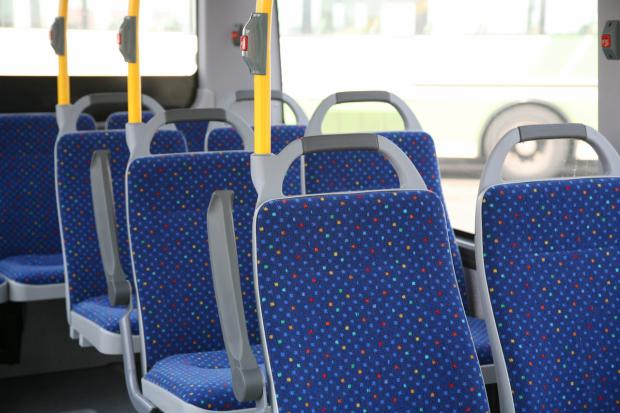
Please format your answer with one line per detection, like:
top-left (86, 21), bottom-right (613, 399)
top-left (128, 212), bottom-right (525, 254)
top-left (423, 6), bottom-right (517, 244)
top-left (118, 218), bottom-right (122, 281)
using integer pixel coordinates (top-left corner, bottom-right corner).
top-left (57, 0), bottom-right (70, 105)
top-left (127, 0), bottom-right (142, 123)
top-left (254, 0), bottom-right (273, 155)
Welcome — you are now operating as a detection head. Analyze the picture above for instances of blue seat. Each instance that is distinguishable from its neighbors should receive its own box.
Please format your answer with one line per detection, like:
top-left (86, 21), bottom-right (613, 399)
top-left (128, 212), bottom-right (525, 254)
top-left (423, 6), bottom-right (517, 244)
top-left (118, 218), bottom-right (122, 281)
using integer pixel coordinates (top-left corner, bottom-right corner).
top-left (0, 113), bottom-right (94, 302)
top-left (106, 111), bottom-right (210, 152)
top-left (143, 345), bottom-right (264, 411)
top-left (303, 131), bottom-right (494, 369)
top-left (72, 295), bottom-right (139, 334)
top-left (208, 124), bottom-right (306, 195)
top-left (479, 177), bottom-right (620, 411)
top-left (55, 129), bottom-right (186, 354)
top-left (253, 189), bottom-right (490, 411)
top-left (126, 128), bottom-right (301, 411)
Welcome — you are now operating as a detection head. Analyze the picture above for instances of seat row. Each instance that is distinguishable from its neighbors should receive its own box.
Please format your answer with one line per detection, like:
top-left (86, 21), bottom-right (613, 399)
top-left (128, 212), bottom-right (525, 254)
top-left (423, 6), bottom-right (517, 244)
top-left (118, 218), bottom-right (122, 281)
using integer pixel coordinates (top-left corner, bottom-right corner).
top-left (1, 90), bottom-right (618, 412)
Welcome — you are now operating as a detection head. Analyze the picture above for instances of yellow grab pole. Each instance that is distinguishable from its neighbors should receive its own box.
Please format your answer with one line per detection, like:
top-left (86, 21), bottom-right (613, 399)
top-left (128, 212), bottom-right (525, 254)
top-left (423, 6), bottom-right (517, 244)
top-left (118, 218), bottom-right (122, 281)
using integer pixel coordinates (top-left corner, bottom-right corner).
top-left (254, 0), bottom-right (273, 155)
top-left (57, 0), bottom-right (70, 105)
top-left (127, 0), bottom-right (142, 123)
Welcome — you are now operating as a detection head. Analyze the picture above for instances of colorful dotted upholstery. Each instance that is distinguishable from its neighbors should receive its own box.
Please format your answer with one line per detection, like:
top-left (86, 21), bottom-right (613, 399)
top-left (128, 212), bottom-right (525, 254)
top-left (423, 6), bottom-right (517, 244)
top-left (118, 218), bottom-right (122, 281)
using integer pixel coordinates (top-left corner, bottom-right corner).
top-left (56, 130), bottom-right (186, 313)
top-left (254, 191), bottom-right (490, 412)
top-left (127, 127), bottom-right (302, 369)
top-left (127, 152), bottom-right (259, 370)
top-left (467, 316), bottom-right (493, 365)
top-left (0, 114), bottom-right (94, 289)
top-left (208, 125), bottom-right (305, 195)
top-left (73, 294), bottom-right (139, 334)
top-left (480, 178), bottom-right (620, 411)
top-left (144, 345), bottom-right (264, 411)
top-left (0, 254), bottom-right (65, 285)
top-left (106, 111), bottom-right (209, 152)
top-left (303, 131), bottom-right (467, 311)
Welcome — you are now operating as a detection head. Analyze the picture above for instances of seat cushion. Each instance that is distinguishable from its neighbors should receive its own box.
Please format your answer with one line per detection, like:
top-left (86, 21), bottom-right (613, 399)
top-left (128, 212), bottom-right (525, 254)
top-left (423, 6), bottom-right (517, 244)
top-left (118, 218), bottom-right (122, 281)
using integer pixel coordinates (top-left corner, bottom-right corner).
top-left (0, 254), bottom-right (64, 285)
top-left (144, 345), bottom-right (264, 411)
top-left (72, 295), bottom-right (139, 334)
top-left (467, 316), bottom-right (493, 365)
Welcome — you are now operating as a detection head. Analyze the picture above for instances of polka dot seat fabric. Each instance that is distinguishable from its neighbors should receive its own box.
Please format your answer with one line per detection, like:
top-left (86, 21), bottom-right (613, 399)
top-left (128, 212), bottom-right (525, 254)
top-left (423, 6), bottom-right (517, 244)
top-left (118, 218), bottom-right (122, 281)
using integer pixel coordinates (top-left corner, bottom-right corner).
top-left (302, 131), bottom-right (494, 366)
top-left (127, 152), bottom-right (260, 368)
top-left (208, 125), bottom-right (306, 195)
top-left (0, 113), bottom-right (94, 300)
top-left (127, 151), bottom-right (267, 411)
top-left (303, 131), bottom-right (467, 310)
top-left (143, 344), bottom-right (265, 411)
top-left (254, 190), bottom-right (490, 412)
top-left (72, 294), bottom-right (140, 334)
top-left (55, 130), bottom-right (186, 334)
top-left (0, 254), bottom-right (65, 285)
top-left (106, 111), bottom-right (210, 152)
top-left (479, 178), bottom-right (620, 411)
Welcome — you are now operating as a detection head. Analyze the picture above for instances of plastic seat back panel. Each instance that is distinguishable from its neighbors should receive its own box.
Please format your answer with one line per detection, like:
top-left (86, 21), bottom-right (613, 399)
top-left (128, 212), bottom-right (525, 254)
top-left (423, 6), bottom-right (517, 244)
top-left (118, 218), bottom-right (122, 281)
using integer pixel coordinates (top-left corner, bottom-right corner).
top-left (255, 191), bottom-right (489, 411)
top-left (56, 130), bottom-right (186, 306)
top-left (481, 177), bottom-right (620, 411)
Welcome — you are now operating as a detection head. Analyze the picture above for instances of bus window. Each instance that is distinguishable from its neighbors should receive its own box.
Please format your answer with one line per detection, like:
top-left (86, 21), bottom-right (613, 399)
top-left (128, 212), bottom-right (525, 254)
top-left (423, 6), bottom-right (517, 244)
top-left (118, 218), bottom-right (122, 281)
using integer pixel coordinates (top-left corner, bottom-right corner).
top-left (278, 0), bottom-right (598, 233)
top-left (0, 0), bottom-right (197, 77)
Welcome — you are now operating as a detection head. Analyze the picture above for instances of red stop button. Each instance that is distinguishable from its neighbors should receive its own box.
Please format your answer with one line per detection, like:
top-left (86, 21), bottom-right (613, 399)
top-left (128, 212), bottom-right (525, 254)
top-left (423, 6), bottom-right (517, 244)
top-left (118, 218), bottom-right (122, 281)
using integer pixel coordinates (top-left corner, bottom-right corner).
top-left (240, 35), bottom-right (249, 52)
top-left (602, 34), bottom-right (612, 49)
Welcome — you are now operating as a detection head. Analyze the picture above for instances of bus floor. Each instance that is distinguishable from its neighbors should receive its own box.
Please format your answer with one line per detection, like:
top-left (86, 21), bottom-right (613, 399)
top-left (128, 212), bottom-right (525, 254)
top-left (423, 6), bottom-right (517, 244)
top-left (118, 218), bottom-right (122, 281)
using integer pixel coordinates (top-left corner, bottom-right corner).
top-left (1, 363), bottom-right (134, 413)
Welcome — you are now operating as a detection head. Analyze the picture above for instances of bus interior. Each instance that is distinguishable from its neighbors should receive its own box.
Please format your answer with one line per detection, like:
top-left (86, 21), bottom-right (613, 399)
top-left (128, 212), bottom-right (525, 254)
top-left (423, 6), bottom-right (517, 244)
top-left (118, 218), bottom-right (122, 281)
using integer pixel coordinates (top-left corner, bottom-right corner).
top-left (0, 1), bottom-right (619, 412)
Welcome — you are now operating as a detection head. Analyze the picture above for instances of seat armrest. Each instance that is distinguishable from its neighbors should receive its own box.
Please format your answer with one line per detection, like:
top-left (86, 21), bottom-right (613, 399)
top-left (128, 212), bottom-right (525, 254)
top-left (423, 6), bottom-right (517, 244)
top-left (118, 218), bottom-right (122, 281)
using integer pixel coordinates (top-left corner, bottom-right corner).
top-left (119, 310), bottom-right (160, 413)
top-left (91, 150), bottom-right (131, 306)
top-left (207, 190), bottom-right (263, 403)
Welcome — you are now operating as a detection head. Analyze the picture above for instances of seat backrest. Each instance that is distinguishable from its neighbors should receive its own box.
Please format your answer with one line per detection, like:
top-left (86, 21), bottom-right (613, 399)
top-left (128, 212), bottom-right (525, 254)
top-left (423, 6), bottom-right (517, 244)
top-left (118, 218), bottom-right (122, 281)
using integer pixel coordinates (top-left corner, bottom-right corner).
top-left (127, 123), bottom-right (301, 368)
top-left (55, 130), bottom-right (186, 307)
top-left (106, 111), bottom-right (209, 152)
top-left (208, 124), bottom-right (306, 195)
top-left (0, 113), bottom-right (94, 260)
top-left (127, 152), bottom-right (258, 369)
top-left (303, 131), bottom-right (468, 310)
top-left (479, 177), bottom-right (620, 411)
top-left (254, 190), bottom-right (490, 411)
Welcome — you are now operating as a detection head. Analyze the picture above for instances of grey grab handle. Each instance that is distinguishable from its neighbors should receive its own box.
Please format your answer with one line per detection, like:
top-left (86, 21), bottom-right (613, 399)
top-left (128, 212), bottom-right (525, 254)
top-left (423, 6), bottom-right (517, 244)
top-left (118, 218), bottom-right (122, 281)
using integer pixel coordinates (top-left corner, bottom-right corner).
top-left (252, 133), bottom-right (428, 205)
top-left (305, 91), bottom-right (422, 135)
top-left (479, 124), bottom-right (620, 191)
top-left (120, 311), bottom-right (159, 413)
top-left (232, 90), bottom-right (309, 124)
top-left (519, 123), bottom-right (588, 141)
top-left (56, 93), bottom-right (165, 135)
top-left (207, 191), bottom-right (264, 403)
top-left (126, 108), bottom-right (254, 161)
top-left (90, 150), bottom-right (132, 307)
top-left (301, 133), bottom-right (379, 154)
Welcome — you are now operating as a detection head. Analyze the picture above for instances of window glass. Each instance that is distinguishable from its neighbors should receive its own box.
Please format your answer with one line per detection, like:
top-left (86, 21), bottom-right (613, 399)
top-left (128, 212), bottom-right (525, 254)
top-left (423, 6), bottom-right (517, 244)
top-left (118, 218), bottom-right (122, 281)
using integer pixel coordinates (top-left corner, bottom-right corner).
top-left (0, 0), bottom-right (197, 76)
top-left (279, 0), bottom-right (598, 233)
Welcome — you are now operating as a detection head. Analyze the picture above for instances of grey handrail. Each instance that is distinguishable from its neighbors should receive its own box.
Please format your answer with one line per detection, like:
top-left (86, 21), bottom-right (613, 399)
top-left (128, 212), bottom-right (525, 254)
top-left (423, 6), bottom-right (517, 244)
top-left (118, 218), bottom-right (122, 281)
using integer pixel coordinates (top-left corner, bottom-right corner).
top-left (479, 124), bottom-right (620, 191)
top-left (126, 108), bottom-right (254, 161)
top-left (91, 150), bottom-right (132, 307)
top-left (252, 133), bottom-right (427, 205)
top-left (56, 93), bottom-right (165, 135)
top-left (120, 311), bottom-right (160, 413)
top-left (207, 191), bottom-right (264, 403)
top-left (306, 91), bottom-right (422, 135)
top-left (230, 90), bottom-right (309, 125)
